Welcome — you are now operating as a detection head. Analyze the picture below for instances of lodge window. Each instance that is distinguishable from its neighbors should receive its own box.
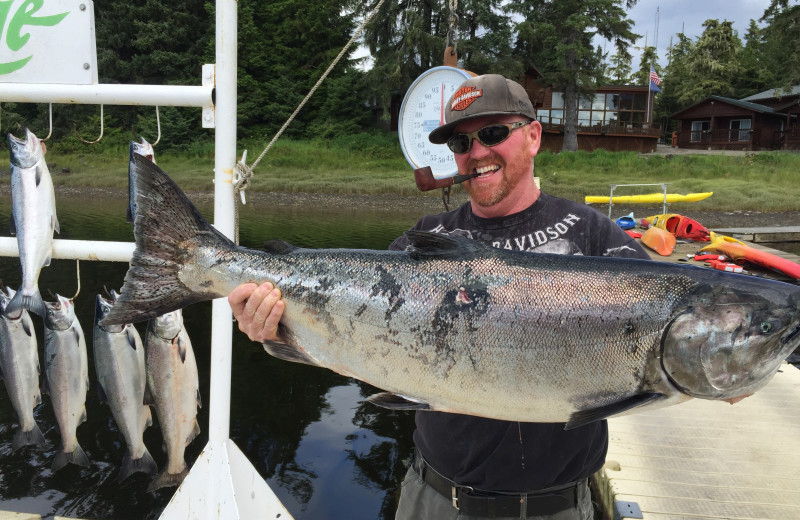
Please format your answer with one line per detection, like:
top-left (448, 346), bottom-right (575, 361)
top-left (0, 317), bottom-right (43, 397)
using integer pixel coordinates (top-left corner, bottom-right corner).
top-left (691, 120), bottom-right (710, 142)
top-left (540, 92), bottom-right (648, 129)
top-left (729, 119), bottom-right (751, 141)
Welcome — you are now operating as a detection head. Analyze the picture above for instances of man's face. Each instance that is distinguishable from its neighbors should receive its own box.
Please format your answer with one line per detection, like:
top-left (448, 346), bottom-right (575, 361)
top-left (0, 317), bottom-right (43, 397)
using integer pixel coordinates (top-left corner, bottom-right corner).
top-left (452, 115), bottom-right (542, 217)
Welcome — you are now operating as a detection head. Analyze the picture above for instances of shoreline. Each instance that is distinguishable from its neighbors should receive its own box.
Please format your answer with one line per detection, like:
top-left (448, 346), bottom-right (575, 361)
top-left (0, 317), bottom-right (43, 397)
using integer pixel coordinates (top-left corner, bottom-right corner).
top-left (55, 185), bottom-right (800, 229)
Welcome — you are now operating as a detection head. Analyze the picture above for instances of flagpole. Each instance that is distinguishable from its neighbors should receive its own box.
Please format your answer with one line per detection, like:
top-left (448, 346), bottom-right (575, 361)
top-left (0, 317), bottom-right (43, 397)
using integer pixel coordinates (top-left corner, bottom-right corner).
top-left (646, 66), bottom-right (652, 125)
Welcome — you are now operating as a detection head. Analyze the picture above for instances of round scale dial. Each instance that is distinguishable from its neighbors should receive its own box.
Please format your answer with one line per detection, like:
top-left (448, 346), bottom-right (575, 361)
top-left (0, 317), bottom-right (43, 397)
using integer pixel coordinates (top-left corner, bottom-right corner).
top-left (398, 66), bottom-right (472, 180)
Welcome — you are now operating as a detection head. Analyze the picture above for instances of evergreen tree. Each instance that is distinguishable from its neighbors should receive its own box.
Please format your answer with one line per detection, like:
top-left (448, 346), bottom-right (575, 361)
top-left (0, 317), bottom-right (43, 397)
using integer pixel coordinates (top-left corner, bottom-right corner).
top-left (607, 39), bottom-right (634, 84)
top-left (632, 45), bottom-right (658, 86)
top-left (760, 0), bottom-right (800, 94)
top-left (677, 20), bottom-right (743, 105)
top-left (508, 0), bottom-right (638, 151)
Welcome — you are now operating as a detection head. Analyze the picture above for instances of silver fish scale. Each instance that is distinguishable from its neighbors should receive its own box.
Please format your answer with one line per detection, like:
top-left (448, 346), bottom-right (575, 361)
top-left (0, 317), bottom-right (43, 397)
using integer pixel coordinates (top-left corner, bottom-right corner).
top-left (187, 244), bottom-right (701, 421)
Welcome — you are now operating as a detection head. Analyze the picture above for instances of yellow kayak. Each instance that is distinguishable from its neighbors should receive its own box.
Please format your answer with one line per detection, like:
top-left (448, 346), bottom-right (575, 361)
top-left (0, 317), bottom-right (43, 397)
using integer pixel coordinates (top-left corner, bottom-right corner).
top-left (585, 192), bottom-right (713, 204)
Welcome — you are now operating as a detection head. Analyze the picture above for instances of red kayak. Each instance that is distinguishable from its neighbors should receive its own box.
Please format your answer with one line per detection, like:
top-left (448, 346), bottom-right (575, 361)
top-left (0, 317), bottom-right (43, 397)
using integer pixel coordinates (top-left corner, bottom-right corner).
top-left (640, 213), bottom-right (710, 241)
top-left (701, 233), bottom-right (800, 280)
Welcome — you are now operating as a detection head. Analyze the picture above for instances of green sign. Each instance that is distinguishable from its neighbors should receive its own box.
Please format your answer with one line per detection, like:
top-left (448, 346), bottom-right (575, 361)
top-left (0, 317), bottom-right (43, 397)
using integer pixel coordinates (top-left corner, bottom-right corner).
top-left (1, 0), bottom-right (69, 75)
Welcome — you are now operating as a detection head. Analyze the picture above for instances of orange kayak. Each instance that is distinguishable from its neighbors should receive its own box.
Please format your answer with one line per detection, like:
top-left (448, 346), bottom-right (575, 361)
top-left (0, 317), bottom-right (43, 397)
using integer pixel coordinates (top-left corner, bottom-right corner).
top-left (701, 232), bottom-right (800, 280)
top-left (640, 213), bottom-right (710, 241)
top-left (641, 226), bottom-right (676, 256)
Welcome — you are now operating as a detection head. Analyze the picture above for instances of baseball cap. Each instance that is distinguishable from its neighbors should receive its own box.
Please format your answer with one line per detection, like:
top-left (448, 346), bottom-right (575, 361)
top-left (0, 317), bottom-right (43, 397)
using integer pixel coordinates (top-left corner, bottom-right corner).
top-left (429, 74), bottom-right (537, 144)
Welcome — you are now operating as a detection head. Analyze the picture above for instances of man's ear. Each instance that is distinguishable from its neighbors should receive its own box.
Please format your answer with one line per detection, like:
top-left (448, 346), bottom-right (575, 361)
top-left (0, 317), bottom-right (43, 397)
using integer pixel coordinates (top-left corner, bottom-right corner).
top-left (527, 120), bottom-right (543, 156)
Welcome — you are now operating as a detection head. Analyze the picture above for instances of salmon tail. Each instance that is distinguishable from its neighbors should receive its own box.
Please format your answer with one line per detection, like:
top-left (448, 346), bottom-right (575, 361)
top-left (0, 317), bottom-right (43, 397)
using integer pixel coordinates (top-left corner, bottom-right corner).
top-left (147, 463), bottom-right (188, 493)
top-left (12, 422), bottom-right (45, 451)
top-left (5, 286), bottom-right (45, 317)
top-left (101, 155), bottom-right (235, 326)
top-left (118, 448), bottom-right (158, 482)
top-left (52, 443), bottom-right (90, 471)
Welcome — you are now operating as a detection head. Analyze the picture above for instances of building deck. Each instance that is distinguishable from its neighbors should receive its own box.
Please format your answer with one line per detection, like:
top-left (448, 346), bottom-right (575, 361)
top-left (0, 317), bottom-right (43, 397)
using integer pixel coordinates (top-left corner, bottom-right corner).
top-left (595, 365), bottom-right (800, 520)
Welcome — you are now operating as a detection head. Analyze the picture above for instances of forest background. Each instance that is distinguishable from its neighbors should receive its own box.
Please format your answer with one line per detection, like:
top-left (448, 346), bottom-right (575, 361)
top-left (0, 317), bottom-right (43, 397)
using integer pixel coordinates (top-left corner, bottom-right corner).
top-left (1, 0), bottom-right (799, 155)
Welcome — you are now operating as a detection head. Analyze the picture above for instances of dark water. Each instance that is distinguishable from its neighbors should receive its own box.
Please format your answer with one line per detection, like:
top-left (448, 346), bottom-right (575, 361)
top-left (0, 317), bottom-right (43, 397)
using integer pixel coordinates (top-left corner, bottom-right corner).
top-left (0, 192), bottom-right (420, 520)
top-left (0, 193), bottom-right (798, 519)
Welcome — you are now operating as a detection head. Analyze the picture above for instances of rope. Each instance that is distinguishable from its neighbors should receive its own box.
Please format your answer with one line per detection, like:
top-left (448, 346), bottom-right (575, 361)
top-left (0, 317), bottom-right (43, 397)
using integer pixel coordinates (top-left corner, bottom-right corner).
top-left (231, 0), bottom-right (388, 242)
top-left (243, 0), bottom-right (389, 174)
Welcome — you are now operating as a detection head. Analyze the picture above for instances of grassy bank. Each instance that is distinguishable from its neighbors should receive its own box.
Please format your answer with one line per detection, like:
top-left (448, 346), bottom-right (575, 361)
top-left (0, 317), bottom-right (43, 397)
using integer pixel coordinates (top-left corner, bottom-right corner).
top-left (2, 133), bottom-right (799, 211)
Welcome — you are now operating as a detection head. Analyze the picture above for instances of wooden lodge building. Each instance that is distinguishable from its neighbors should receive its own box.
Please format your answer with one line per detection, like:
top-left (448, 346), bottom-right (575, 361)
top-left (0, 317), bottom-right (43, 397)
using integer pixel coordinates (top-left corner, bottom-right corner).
top-left (670, 86), bottom-right (800, 151)
top-left (519, 71), bottom-right (660, 153)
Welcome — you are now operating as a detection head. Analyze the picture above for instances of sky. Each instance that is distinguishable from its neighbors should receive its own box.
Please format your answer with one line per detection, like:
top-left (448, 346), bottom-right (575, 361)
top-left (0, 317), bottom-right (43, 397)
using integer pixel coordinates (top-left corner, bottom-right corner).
top-left (622, 0), bottom-right (773, 68)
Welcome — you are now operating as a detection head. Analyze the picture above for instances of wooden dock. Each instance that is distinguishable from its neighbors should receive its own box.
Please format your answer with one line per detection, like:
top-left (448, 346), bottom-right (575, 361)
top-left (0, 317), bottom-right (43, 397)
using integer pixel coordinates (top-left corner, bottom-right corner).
top-left (595, 365), bottom-right (800, 520)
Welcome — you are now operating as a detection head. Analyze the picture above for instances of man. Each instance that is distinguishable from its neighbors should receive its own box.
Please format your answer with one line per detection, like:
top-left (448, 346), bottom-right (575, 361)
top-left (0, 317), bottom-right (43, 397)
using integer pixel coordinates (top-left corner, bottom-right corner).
top-left (229, 74), bottom-right (650, 519)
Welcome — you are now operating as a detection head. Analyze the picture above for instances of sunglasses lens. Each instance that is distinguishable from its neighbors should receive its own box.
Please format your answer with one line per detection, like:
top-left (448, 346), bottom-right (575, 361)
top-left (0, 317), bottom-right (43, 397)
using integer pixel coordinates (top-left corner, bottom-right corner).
top-left (477, 125), bottom-right (511, 146)
top-left (447, 135), bottom-right (471, 154)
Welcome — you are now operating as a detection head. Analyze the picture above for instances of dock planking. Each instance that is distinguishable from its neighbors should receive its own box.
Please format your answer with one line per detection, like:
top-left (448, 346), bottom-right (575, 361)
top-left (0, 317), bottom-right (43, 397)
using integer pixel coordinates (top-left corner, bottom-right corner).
top-left (594, 365), bottom-right (800, 520)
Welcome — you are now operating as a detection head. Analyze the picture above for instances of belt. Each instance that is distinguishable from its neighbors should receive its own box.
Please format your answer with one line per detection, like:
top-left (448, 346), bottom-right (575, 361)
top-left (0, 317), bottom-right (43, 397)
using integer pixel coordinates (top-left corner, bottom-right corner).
top-left (412, 449), bottom-right (578, 518)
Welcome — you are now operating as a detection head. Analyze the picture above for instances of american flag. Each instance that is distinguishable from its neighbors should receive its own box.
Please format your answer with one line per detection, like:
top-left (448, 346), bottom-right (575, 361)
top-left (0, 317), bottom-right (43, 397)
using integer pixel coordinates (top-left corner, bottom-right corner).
top-left (649, 67), bottom-right (661, 86)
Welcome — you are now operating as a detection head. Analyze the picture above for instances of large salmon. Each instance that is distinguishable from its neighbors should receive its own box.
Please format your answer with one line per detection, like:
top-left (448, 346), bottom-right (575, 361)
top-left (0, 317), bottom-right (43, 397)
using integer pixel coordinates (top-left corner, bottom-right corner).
top-left (102, 155), bottom-right (800, 428)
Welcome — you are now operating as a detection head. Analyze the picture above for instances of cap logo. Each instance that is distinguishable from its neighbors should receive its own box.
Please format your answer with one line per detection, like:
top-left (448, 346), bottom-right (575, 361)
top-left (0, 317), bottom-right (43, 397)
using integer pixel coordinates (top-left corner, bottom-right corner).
top-left (451, 86), bottom-right (483, 111)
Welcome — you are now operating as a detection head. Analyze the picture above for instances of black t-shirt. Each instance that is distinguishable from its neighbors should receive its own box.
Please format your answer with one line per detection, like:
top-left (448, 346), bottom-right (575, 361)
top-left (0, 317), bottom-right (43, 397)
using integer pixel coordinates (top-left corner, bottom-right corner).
top-left (389, 193), bottom-right (650, 493)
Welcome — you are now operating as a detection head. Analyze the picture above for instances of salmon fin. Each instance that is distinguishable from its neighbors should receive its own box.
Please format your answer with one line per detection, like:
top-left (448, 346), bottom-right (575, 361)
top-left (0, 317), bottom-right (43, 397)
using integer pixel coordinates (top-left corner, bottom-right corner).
top-left (118, 448), bottom-right (158, 482)
top-left (71, 327), bottom-right (81, 344)
top-left (125, 327), bottom-right (139, 351)
top-left (147, 464), bottom-right (188, 493)
top-left (186, 419), bottom-right (201, 446)
top-left (367, 392), bottom-right (432, 411)
top-left (565, 393), bottom-right (665, 430)
top-left (35, 168), bottom-right (42, 187)
top-left (52, 215), bottom-right (60, 234)
top-left (6, 288), bottom-right (46, 317)
top-left (96, 381), bottom-right (108, 404)
top-left (176, 335), bottom-right (187, 363)
top-left (21, 315), bottom-right (33, 337)
top-left (196, 388), bottom-right (202, 409)
top-left (12, 423), bottom-right (46, 451)
top-left (101, 155), bottom-right (235, 326)
top-left (143, 383), bottom-right (154, 406)
top-left (263, 239), bottom-right (299, 254)
top-left (144, 405), bottom-right (153, 428)
top-left (9, 214), bottom-right (15, 236)
top-left (126, 205), bottom-right (134, 224)
top-left (53, 443), bottom-right (90, 471)
top-left (405, 230), bottom-right (487, 259)
top-left (262, 341), bottom-right (322, 366)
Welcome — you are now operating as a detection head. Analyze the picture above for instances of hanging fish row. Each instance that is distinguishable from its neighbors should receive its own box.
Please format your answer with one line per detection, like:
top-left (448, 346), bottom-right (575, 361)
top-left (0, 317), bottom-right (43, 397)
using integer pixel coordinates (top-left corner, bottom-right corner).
top-left (0, 290), bottom-right (201, 492)
top-left (3, 130), bottom-right (199, 492)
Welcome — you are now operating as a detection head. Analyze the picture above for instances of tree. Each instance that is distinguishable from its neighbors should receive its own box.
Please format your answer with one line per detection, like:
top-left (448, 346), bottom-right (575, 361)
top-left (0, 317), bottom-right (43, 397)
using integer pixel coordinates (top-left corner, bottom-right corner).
top-left (237, 0), bottom-right (366, 139)
top-left (677, 20), bottom-right (743, 106)
top-left (632, 45), bottom-right (658, 86)
top-left (607, 39), bottom-right (634, 84)
top-left (508, 0), bottom-right (639, 151)
top-left (358, 0), bottom-right (517, 121)
top-left (760, 0), bottom-right (800, 94)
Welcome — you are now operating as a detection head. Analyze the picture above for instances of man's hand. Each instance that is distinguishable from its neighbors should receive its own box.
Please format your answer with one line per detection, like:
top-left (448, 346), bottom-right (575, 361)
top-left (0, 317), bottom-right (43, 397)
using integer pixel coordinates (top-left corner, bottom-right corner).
top-left (228, 282), bottom-right (285, 343)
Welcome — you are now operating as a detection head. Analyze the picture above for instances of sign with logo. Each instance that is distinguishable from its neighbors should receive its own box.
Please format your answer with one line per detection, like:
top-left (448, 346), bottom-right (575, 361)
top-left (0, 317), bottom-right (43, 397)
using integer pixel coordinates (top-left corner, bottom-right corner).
top-left (0, 0), bottom-right (97, 84)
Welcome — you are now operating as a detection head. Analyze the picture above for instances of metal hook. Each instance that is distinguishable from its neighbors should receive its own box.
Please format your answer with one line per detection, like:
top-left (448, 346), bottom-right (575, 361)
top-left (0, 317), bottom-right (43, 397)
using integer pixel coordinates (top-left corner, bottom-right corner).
top-left (70, 260), bottom-right (81, 300)
top-left (74, 104), bottom-right (104, 144)
top-left (132, 106), bottom-right (161, 146)
top-left (41, 103), bottom-right (53, 141)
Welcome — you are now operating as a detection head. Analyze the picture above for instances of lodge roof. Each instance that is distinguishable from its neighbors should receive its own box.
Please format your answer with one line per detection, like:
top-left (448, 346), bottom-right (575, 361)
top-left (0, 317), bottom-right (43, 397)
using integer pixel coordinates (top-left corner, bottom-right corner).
top-left (740, 85), bottom-right (800, 102)
top-left (670, 95), bottom-right (783, 119)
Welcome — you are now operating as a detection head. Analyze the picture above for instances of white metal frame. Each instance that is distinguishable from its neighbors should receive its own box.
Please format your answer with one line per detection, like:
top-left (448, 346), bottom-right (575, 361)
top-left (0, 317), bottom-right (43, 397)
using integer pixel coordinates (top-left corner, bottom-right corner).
top-left (0, 1), bottom-right (292, 518)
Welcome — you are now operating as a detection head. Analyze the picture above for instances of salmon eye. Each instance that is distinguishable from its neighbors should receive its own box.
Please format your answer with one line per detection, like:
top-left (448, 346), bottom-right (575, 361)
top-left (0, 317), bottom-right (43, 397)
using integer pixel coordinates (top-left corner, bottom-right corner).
top-left (760, 321), bottom-right (776, 334)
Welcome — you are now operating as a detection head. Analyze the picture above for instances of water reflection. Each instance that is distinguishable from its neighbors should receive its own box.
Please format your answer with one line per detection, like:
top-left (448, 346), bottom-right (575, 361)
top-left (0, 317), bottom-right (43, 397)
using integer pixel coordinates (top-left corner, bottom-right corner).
top-left (0, 190), bottom-right (420, 519)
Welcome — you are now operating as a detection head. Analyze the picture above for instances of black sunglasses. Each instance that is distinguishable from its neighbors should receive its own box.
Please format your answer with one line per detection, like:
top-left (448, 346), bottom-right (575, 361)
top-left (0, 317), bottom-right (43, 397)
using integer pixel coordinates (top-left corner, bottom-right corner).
top-left (446, 120), bottom-right (532, 154)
